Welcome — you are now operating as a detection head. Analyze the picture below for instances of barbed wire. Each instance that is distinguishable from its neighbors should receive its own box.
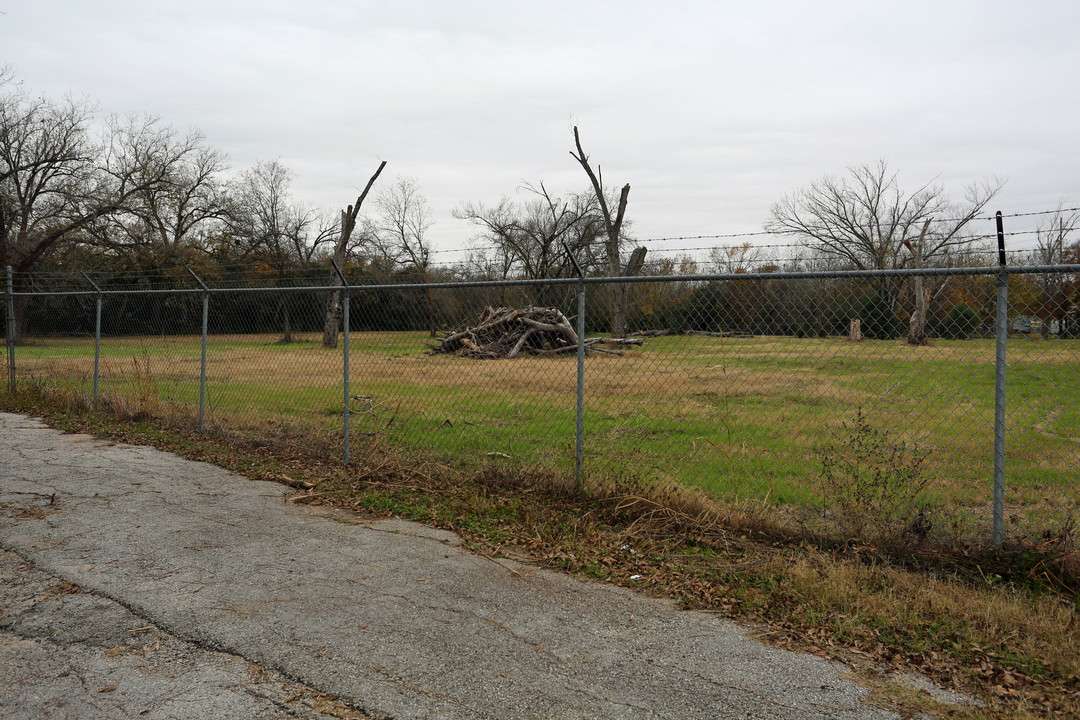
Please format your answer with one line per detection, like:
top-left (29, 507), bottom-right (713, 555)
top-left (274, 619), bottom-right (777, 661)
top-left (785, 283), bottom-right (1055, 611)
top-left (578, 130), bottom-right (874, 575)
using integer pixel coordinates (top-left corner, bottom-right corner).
top-left (398, 212), bottom-right (1075, 261)
top-left (993, 206), bottom-right (1080, 220)
top-left (7, 205), bottom-right (1076, 285)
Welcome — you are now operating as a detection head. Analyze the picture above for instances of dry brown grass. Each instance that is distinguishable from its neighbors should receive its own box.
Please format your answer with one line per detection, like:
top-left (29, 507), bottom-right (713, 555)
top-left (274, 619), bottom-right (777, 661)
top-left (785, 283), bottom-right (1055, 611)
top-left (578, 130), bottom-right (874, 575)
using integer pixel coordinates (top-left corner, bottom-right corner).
top-left (17, 331), bottom-right (1076, 397)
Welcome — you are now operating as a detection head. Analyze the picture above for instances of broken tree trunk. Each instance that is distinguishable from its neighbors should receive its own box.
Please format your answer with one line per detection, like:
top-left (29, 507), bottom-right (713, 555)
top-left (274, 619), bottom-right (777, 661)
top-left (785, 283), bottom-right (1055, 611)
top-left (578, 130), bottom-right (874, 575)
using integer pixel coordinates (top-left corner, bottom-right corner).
top-left (569, 126), bottom-right (647, 339)
top-left (323, 160), bottom-right (387, 349)
top-left (903, 219), bottom-right (934, 347)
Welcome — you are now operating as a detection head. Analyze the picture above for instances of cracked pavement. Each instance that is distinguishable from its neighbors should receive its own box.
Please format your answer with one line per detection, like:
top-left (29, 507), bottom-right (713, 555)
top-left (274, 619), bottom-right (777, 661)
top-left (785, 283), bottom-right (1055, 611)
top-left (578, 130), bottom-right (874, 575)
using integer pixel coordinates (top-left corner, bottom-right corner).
top-left (0, 412), bottom-right (906, 719)
top-left (0, 550), bottom-right (354, 719)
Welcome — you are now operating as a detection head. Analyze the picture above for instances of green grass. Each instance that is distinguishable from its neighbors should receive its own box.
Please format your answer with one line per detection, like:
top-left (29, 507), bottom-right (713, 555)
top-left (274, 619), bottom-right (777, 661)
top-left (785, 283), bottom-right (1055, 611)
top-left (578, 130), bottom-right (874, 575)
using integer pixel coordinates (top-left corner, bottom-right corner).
top-left (7, 331), bottom-right (1079, 537)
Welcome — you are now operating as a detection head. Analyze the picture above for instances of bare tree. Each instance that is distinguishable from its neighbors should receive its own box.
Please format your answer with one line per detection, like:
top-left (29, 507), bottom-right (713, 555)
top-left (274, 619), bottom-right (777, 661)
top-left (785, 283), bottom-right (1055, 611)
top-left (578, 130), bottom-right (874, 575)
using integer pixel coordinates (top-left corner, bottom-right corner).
top-left (569, 126), bottom-right (645, 338)
top-left (228, 159), bottom-right (325, 341)
top-left (709, 242), bottom-right (765, 274)
top-left (371, 176), bottom-right (433, 268)
top-left (766, 160), bottom-right (1001, 343)
top-left (1, 78), bottom-right (209, 339)
top-left (454, 183), bottom-right (601, 304)
top-left (307, 208), bottom-right (344, 262)
top-left (322, 160), bottom-right (386, 349)
top-left (136, 141), bottom-right (229, 257)
top-left (230, 160), bottom-right (314, 261)
top-left (1, 86), bottom-right (95, 282)
top-left (90, 139), bottom-right (228, 266)
top-left (370, 175), bottom-right (437, 335)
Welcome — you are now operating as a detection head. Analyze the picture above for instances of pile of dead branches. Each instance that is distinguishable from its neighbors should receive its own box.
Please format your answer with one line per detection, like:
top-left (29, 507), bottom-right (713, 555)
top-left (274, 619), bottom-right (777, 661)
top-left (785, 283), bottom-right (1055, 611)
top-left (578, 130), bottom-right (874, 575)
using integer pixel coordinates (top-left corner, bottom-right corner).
top-left (429, 306), bottom-right (631, 358)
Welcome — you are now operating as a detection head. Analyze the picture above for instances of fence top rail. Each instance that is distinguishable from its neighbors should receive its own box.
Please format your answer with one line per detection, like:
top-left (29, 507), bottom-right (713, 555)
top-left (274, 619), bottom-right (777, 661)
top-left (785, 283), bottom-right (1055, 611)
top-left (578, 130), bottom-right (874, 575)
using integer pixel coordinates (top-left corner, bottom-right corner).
top-left (9, 263), bottom-right (1080, 297)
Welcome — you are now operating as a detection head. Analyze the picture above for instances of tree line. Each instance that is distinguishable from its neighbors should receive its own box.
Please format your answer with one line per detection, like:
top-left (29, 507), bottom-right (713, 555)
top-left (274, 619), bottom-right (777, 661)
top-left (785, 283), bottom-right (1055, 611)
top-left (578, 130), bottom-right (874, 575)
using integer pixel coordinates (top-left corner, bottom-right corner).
top-left (1, 69), bottom-right (649, 344)
top-left (4, 70), bottom-right (1078, 343)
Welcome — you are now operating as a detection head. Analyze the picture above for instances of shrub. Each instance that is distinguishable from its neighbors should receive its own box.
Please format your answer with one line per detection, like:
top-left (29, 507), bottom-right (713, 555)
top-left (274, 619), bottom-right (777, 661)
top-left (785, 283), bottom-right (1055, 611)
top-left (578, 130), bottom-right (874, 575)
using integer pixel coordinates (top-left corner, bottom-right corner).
top-left (816, 409), bottom-right (933, 547)
top-left (937, 302), bottom-right (980, 340)
top-left (857, 293), bottom-right (904, 339)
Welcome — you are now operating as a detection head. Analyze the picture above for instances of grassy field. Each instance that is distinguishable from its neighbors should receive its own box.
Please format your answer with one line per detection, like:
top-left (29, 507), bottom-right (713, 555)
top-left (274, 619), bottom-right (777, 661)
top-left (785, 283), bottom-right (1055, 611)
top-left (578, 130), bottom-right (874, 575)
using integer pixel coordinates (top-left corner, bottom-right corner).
top-left (7, 330), bottom-right (1079, 537)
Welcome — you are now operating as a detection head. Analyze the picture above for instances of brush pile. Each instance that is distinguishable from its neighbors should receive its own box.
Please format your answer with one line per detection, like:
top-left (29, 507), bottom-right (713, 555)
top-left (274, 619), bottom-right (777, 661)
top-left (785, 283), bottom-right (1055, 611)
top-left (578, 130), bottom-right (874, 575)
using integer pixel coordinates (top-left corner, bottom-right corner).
top-left (430, 306), bottom-right (632, 358)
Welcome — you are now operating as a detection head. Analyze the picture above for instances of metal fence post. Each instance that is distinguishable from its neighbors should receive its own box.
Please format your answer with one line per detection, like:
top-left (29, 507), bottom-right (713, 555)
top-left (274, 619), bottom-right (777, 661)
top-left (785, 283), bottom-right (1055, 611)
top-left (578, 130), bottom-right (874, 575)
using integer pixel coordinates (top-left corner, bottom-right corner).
top-left (576, 281), bottom-right (586, 489)
top-left (992, 212), bottom-right (1008, 547)
top-left (5, 266), bottom-right (14, 393)
top-left (186, 267), bottom-right (209, 433)
top-left (81, 273), bottom-right (102, 405)
top-left (331, 260), bottom-right (351, 467)
top-left (563, 242), bottom-right (586, 490)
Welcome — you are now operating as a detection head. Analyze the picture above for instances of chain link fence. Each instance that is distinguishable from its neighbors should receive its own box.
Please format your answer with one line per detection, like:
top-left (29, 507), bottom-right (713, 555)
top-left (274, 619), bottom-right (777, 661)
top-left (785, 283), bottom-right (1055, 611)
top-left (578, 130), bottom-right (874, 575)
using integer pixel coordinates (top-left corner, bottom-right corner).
top-left (4, 263), bottom-right (1078, 547)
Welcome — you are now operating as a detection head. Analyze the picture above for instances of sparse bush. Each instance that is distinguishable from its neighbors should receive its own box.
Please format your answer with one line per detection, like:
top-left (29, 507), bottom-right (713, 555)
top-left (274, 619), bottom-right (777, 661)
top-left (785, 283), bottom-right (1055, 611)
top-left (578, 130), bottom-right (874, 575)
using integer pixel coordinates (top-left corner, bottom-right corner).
top-left (816, 408), bottom-right (933, 548)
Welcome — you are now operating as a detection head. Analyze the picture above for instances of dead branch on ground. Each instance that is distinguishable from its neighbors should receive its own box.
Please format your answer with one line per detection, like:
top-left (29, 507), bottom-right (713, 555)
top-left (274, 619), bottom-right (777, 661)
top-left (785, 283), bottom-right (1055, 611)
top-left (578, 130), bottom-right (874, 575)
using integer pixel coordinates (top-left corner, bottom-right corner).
top-left (429, 306), bottom-right (640, 359)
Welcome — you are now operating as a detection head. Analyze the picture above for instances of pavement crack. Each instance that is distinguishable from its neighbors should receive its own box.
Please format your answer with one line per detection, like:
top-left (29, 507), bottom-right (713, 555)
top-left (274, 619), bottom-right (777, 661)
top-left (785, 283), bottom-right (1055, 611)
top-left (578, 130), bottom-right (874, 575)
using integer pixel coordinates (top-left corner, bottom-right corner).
top-left (0, 541), bottom-right (375, 720)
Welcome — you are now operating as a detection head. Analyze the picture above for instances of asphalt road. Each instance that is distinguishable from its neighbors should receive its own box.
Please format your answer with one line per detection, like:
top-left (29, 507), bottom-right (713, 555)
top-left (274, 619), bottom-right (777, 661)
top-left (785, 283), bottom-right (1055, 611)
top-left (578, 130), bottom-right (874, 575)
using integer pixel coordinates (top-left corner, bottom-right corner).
top-left (0, 411), bottom-right (910, 719)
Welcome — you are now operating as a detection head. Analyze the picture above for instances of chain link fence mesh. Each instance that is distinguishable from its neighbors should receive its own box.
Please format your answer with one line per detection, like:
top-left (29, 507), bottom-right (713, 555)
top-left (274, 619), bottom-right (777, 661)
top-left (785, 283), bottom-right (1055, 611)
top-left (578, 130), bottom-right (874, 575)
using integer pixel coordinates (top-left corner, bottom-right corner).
top-left (4, 266), bottom-right (1078, 546)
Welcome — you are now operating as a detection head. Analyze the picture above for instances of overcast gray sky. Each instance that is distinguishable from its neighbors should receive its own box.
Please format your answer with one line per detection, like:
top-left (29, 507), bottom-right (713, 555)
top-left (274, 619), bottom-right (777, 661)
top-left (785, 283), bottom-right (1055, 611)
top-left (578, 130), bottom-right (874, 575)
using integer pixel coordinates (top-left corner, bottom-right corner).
top-left (2, 0), bottom-right (1077, 264)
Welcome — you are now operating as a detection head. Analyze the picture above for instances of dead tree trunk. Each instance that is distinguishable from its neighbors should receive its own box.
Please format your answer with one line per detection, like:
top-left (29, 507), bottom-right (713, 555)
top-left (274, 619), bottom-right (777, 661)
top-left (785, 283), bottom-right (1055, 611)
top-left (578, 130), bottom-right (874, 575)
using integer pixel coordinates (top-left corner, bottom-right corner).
top-left (612, 245), bottom-right (647, 338)
top-left (903, 219), bottom-right (933, 346)
top-left (322, 161), bottom-right (387, 349)
top-left (909, 274), bottom-right (929, 345)
top-left (569, 126), bottom-right (646, 339)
